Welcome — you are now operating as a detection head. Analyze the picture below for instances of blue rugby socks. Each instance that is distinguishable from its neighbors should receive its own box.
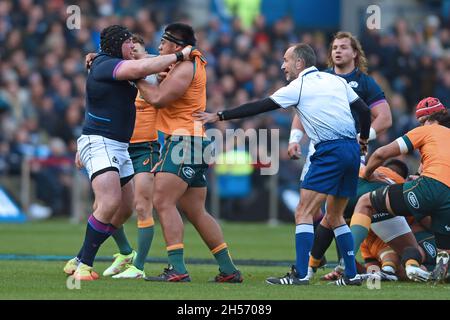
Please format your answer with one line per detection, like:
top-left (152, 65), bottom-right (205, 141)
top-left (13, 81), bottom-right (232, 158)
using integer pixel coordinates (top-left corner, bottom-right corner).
top-left (333, 224), bottom-right (357, 278)
top-left (295, 223), bottom-right (314, 278)
top-left (80, 214), bottom-right (116, 266)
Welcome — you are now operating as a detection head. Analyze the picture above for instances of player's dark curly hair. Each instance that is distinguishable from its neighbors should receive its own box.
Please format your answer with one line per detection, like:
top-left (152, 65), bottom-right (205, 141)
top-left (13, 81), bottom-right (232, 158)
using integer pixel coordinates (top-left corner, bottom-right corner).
top-left (100, 25), bottom-right (132, 59)
top-left (327, 31), bottom-right (368, 74)
top-left (426, 109), bottom-right (450, 128)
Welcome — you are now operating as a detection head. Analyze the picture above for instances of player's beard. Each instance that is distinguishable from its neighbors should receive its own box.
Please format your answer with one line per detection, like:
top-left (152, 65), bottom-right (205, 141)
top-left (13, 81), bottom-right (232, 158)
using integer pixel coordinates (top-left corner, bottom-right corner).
top-left (286, 70), bottom-right (297, 82)
top-left (334, 60), bottom-right (353, 71)
top-left (333, 54), bottom-right (355, 71)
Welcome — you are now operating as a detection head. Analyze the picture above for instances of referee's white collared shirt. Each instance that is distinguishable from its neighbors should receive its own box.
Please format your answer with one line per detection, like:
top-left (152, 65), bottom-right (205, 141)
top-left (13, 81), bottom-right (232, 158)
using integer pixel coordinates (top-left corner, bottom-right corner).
top-left (270, 66), bottom-right (359, 146)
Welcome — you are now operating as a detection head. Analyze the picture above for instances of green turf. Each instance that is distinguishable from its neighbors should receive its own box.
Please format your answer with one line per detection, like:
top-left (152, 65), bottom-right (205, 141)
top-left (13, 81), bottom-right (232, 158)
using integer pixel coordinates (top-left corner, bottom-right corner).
top-left (0, 219), bottom-right (449, 300)
top-left (0, 219), bottom-right (300, 260)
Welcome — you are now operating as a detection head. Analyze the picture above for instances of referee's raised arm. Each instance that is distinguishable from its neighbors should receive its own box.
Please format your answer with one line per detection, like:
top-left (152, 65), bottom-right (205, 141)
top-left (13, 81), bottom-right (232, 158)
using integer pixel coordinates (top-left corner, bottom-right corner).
top-left (195, 98), bottom-right (281, 123)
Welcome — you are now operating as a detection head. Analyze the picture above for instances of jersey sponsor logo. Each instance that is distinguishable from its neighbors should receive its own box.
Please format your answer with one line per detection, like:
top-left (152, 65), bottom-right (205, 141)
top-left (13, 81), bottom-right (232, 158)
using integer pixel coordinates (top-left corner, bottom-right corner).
top-left (422, 241), bottom-right (437, 258)
top-left (112, 156), bottom-right (119, 165)
top-left (348, 81), bottom-right (359, 88)
top-left (182, 167), bottom-right (195, 179)
top-left (143, 158), bottom-right (150, 166)
top-left (372, 212), bottom-right (390, 219)
top-left (407, 192), bottom-right (420, 209)
top-left (347, 250), bottom-right (354, 256)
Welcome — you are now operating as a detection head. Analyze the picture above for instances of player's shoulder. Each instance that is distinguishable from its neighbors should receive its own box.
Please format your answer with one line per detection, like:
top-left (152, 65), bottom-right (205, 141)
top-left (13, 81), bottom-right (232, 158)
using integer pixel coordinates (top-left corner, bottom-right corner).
top-left (358, 71), bottom-right (380, 87)
top-left (284, 76), bottom-right (305, 91)
top-left (405, 124), bottom-right (433, 137)
top-left (91, 53), bottom-right (122, 71)
top-left (319, 70), bottom-right (341, 79)
top-left (93, 53), bottom-right (117, 64)
top-left (428, 123), bottom-right (450, 137)
top-left (171, 59), bottom-right (195, 76)
top-left (318, 70), bottom-right (348, 86)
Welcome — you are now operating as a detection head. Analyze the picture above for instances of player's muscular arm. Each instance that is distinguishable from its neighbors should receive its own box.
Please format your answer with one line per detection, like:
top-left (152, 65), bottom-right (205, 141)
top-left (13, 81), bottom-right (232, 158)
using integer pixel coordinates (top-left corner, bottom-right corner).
top-left (195, 98), bottom-right (280, 123)
top-left (370, 101), bottom-right (392, 136)
top-left (364, 141), bottom-right (401, 179)
top-left (291, 114), bottom-right (304, 132)
top-left (136, 61), bottom-right (193, 108)
top-left (115, 46), bottom-right (192, 80)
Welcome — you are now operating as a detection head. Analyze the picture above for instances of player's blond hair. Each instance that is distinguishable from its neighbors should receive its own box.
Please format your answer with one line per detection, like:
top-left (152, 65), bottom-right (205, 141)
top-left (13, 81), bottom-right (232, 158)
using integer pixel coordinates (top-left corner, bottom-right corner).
top-left (327, 31), bottom-right (368, 74)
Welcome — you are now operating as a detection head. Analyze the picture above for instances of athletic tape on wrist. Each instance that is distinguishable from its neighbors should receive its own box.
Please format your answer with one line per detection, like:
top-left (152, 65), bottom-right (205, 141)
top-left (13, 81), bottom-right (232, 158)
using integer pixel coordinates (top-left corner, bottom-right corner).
top-left (289, 129), bottom-right (304, 144)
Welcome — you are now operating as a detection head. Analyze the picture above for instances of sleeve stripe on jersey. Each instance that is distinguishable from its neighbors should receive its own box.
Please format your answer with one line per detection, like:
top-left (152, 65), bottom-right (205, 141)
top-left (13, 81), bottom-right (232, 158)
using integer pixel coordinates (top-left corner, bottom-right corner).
top-left (268, 96), bottom-right (284, 108)
top-left (88, 112), bottom-right (111, 122)
top-left (369, 99), bottom-right (387, 109)
top-left (349, 97), bottom-right (359, 104)
top-left (296, 76), bottom-right (304, 107)
top-left (112, 60), bottom-right (126, 79)
top-left (396, 136), bottom-right (412, 154)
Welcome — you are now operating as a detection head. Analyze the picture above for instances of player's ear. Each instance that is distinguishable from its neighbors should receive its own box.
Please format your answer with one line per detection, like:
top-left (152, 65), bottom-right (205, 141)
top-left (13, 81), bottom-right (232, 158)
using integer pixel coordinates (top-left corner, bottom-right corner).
top-left (175, 44), bottom-right (184, 52)
top-left (295, 58), bottom-right (304, 70)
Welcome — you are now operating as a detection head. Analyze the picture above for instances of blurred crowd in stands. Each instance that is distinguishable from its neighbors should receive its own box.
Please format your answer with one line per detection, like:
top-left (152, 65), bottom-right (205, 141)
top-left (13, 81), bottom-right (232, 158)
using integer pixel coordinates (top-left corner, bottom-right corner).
top-left (0, 0), bottom-right (449, 218)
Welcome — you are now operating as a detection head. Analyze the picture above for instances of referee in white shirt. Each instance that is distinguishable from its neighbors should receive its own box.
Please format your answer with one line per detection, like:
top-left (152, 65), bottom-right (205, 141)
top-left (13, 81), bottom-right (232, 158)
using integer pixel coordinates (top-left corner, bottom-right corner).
top-left (195, 43), bottom-right (371, 286)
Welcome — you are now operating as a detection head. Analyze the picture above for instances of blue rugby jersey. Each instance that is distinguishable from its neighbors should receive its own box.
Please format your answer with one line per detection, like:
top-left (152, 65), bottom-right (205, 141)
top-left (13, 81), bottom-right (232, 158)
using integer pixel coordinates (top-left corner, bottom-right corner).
top-left (326, 67), bottom-right (386, 132)
top-left (82, 53), bottom-right (138, 143)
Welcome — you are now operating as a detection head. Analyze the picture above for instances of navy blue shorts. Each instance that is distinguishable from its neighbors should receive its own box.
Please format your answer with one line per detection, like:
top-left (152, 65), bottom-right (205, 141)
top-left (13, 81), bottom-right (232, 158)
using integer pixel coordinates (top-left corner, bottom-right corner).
top-left (301, 139), bottom-right (360, 198)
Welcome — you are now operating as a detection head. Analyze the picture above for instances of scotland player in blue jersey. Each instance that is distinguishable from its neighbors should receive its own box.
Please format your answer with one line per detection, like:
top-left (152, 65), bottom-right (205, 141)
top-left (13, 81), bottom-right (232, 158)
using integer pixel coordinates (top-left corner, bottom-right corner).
top-left (287, 32), bottom-right (393, 281)
top-left (63, 25), bottom-right (193, 280)
top-left (196, 43), bottom-right (372, 286)
top-left (288, 32), bottom-right (391, 161)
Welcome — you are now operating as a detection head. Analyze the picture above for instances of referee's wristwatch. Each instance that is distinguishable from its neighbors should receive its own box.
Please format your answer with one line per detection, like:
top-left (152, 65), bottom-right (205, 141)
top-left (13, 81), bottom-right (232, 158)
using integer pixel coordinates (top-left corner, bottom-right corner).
top-left (217, 111), bottom-right (225, 121)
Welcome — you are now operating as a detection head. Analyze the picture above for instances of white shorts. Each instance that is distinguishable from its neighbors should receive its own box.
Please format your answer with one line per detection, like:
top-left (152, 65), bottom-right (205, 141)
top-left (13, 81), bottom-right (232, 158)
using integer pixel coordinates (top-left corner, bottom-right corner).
top-left (370, 216), bottom-right (412, 243)
top-left (77, 134), bottom-right (134, 182)
top-left (300, 141), bottom-right (315, 181)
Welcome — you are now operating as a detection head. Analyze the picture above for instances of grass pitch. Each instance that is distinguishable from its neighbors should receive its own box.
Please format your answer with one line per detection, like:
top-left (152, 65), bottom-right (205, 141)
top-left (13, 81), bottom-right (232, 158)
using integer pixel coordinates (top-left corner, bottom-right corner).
top-left (0, 220), bottom-right (449, 300)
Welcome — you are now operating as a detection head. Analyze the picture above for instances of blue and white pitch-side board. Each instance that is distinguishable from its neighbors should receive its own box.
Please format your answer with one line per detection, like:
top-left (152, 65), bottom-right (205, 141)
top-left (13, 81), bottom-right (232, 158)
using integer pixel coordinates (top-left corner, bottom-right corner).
top-left (0, 187), bottom-right (26, 222)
